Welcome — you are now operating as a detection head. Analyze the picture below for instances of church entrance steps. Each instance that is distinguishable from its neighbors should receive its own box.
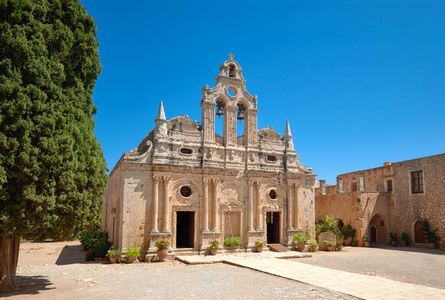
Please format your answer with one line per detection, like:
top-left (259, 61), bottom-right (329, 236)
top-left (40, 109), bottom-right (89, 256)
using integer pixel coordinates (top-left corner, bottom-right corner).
top-left (268, 243), bottom-right (291, 252)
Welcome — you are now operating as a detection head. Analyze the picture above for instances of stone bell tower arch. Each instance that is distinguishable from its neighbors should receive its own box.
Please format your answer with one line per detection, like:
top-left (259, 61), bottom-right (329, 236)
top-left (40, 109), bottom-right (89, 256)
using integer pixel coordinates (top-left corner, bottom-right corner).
top-left (201, 53), bottom-right (258, 147)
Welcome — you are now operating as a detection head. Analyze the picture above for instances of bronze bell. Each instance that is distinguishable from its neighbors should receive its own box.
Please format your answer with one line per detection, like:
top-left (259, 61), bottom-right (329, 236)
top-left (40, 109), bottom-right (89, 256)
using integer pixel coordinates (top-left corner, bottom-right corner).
top-left (216, 107), bottom-right (224, 116)
top-left (237, 110), bottom-right (244, 120)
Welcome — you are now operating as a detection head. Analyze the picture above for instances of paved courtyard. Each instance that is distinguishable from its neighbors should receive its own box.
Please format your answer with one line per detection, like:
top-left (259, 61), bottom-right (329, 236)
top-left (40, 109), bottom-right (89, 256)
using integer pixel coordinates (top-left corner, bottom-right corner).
top-left (4, 241), bottom-right (445, 299)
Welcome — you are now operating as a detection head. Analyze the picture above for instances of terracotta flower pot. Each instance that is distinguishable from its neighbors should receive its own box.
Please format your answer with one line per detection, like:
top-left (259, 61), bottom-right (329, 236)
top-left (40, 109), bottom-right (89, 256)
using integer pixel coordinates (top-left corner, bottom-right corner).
top-left (337, 245), bottom-right (343, 251)
top-left (128, 256), bottom-right (137, 263)
top-left (297, 242), bottom-right (306, 252)
top-left (256, 246), bottom-right (263, 253)
top-left (401, 241), bottom-right (407, 247)
top-left (109, 256), bottom-right (118, 263)
top-left (157, 249), bottom-right (168, 262)
top-left (209, 248), bottom-right (217, 255)
top-left (427, 243), bottom-right (436, 249)
top-left (327, 246), bottom-right (334, 251)
top-left (343, 237), bottom-right (352, 246)
top-left (364, 241), bottom-right (370, 247)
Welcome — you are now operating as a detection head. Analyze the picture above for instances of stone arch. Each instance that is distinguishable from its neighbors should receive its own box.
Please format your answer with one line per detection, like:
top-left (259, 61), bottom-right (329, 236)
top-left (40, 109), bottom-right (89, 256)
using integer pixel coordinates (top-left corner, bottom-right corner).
top-left (368, 213), bottom-right (388, 244)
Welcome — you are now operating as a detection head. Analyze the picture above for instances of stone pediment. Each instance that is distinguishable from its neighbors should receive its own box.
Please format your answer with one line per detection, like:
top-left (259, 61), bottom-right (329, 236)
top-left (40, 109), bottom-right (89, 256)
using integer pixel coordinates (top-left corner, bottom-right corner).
top-left (168, 115), bottom-right (200, 132)
top-left (258, 126), bottom-right (282, 141)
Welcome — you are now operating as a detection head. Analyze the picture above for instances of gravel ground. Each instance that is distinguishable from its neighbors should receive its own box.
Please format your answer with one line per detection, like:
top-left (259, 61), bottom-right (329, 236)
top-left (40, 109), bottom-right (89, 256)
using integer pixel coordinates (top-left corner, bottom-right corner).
top-left (4, 241), bottom-right (357, 300)
top-left (294, 245), bottom-right (445, 289)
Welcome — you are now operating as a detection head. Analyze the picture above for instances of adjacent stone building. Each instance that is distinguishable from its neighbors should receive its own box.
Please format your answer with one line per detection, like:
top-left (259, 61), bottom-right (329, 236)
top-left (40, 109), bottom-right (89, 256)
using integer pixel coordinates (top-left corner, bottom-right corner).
top-left (316, 154), bottom-right (445, 249)
top-left (102, 56), bottom-right (316, 255)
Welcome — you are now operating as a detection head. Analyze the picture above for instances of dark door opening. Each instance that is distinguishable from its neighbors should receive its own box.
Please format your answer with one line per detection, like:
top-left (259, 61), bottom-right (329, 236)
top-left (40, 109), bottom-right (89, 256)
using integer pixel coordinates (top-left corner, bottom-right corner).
top-left (266, 212), bottom-right (280, 244)
top-left (370, 226), bottom-right (377, 243)
top-left (176, 211), bottom-right (195, 248)
top-left (415, 221), bottom-right (425, 243)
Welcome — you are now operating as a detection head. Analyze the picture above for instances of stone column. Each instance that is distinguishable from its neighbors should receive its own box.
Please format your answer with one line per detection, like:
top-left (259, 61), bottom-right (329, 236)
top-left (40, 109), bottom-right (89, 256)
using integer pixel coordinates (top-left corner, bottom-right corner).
top-left (212, 180), bottom-right (220, 233)
top-left (337, 176), bottom-right (343, 194)
top-left (151, 176), bottom-right (160, 233)
top-left (247, 180), bottom-right (254, 232)
top-left (294, 184), bottom-right (299, 229)
top-left (202, 179), bottom-right (210, 233)
top-left (319, 180), bottom-right (326, 195)
top-left (162, 176), bottom-right (171, 233)
top-left (359, 173), bottom-right (364, 191)
top-left (255, 181), bottom-right (263, 231)
top-left (287, 183), bottom-right (294, 230)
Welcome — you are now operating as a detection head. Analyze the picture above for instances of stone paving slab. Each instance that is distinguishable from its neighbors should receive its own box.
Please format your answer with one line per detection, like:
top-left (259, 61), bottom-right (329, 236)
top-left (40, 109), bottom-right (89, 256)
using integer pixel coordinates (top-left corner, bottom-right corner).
top-left (225, 257), bottom-right (445, 300)
top-left (175, 251), bottom-right (310, 264)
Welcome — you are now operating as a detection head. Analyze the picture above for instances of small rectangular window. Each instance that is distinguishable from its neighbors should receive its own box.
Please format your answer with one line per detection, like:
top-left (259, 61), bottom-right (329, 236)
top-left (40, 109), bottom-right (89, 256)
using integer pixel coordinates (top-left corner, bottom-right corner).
top-left (387, 180), bottom-right (393, 192)
top-left (411, 171), bottom-right (423, 194)
top-left (379, 220), bottom-right (384, 226)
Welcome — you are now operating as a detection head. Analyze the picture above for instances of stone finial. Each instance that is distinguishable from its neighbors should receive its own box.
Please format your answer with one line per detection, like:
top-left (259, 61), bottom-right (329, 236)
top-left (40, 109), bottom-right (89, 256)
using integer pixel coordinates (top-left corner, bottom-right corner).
top-left (228, 52), bottom-right (234, 60)
top-left (156, 101), bottom-right (166, 121)
top-left (284, 120), bottom-right (292, 137)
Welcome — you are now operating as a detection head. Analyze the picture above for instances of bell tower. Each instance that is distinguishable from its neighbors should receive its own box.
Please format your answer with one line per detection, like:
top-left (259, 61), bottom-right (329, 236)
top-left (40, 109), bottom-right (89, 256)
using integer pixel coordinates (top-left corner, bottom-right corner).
top-left (201, 53), bottom-right (258, 147)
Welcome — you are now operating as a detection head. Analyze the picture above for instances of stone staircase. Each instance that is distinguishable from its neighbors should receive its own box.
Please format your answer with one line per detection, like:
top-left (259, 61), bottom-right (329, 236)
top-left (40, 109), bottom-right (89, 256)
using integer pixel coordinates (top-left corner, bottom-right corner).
top-left (268, 244), bottom-right (291, 252)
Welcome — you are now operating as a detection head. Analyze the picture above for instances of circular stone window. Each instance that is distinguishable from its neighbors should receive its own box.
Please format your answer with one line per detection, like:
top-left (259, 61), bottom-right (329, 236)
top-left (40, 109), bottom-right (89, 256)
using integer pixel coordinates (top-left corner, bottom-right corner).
top-left (180, 186), bottom-right (192, 198)
top-left (269, 189), bottom-right (277, 200)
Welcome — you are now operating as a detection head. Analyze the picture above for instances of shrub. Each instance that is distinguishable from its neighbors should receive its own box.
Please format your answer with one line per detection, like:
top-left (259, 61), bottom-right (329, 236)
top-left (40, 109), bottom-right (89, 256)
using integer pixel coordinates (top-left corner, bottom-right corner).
top-left (341, 224), bottom-right (356, 239)
top-left (106, 249), bottom-right (122, 258)
top-left (316, 216), bottom-right (340, 237)
top-left (79, 229), bottom-right (109, 251)
top-left (401, 232), bottom-right (408, 242)
top-left (294, 230), bottom-right (310, 243)
top-left (416, 214), bottom-right (441, 243)
top-left (325, 240), bottom-right (335, 247)
top-left (224, 236), bottom-right (241, 247)
top-left (255, 241), bottom-right (265, 247)
top-left (154, 234), bottom-right (170, 250)
top-left (126, 246), bottom-right (141, 257)
top-left (336, 236), bottom-right (344, 246)
top-left (209, 239), bottom-right (219, 249)
top-left (389, 232), bottom-right (397, 242)
top-left (363, 233), bottom-right (370, 242)
top-left (308, 239), bottom-right (318, 247)
top-left (351, 240), bottom-right (358, 247)
top-left (90, 237), bottom-right (113, 258)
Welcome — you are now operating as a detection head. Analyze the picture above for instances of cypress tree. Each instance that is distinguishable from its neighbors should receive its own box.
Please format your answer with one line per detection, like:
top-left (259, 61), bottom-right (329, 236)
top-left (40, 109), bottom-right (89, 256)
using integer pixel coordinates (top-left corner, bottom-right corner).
top-left (0, 0), bottom-right (108, 292)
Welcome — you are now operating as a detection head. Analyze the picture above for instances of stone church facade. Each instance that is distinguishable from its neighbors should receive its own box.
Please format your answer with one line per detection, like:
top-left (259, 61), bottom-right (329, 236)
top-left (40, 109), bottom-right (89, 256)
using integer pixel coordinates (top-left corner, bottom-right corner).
top-left (102, 56), bottom-right (316, 255)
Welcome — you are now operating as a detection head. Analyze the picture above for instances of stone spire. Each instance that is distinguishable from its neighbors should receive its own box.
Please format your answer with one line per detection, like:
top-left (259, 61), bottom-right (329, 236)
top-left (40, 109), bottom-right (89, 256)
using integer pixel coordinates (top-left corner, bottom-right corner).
top-left (155, 101), bottom-right (167, 136)
top-left (284, 120), bottom-right (295, 152)
top-left (156, 101), bottom-right (166, 122)
top-left (284, 120), bottom-right (292, 137)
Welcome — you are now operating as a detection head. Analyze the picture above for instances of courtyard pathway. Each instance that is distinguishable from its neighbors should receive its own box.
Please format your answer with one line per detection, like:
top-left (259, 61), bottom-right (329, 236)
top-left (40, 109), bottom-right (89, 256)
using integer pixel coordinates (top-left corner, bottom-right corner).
top-left (177, 253), bottom-right (445, 300)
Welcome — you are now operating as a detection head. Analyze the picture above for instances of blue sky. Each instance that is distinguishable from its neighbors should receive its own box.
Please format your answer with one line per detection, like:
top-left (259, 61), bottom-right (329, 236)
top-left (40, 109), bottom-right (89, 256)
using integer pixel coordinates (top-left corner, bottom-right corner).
top-left (82, 0), bottom-right (445, 184)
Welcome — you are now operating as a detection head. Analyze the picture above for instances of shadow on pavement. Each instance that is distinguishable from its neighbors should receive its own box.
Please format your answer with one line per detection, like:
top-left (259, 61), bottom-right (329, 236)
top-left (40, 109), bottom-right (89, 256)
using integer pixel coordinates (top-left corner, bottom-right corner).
top-left (3, 275), bottom-right (54, 297)
top-left (55, 244), bottom-right (110, 265)
top-left (370, 244), bottom-right (445, 256)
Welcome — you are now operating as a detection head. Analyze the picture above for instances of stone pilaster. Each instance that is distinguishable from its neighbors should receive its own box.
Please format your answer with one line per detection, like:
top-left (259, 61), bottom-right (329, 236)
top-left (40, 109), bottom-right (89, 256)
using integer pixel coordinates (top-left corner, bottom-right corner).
top-left (162, 176), bottom-right (171, 233)
top-left (359, 173), bottom-right (365, 192)
top-left (151, 176), bottom-right (160, 233)
top-left (202, 179), bottom-right (210, 233)
top-left (337, 176), bottom-right (343, 194)
top-left (247, 180), bottom-right (255, 232)
top-left (255, 181), bottom-right (263, 231)
top-left (293, 183), bottom-right (300, 229)
top-left (212, 179), bottom-right (220, 233)
top-left (287, 183), bottom-right (294, 230)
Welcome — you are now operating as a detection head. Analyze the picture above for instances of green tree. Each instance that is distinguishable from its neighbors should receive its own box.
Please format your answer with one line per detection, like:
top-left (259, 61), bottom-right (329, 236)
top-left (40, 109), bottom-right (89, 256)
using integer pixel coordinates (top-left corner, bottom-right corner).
top-left (0, 0), bottom-right (107, 292)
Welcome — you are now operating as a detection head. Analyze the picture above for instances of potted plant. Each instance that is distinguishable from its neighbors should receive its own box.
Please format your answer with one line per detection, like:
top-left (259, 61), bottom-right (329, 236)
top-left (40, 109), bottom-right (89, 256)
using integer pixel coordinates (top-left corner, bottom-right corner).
top-left (209, 239), bottom-right (219, 255)
top-left (389, 232), bottom-right (397, 246)
top-left (416, 214), bottom-right (441, 248)
top-left (325, 240), bottom-right (335, 251)
top-left (224, 236), bottom-right (241, 249)
top-left (154, 234), bottom-right (170, 262)
top-left (401, 232), bottom-right (408, 246)
top-left (341, 224), bottom-right (356, 246)
top-left (293, 230), bottom-right (309, 252)
top-left (126, 246), bottom-right (141, 263)
top-left (308, 239), bottom-right (318, 252)
top-left (336, 236), bottom-right (344, 251)
top-left (363, 233), bottom-right (370, 247)
top-left (315, 216), bottom-right (340, 251)
top-left (255, 240), bottom-right (265, 253)
top-left (106, 249), bottom-right (122, 263)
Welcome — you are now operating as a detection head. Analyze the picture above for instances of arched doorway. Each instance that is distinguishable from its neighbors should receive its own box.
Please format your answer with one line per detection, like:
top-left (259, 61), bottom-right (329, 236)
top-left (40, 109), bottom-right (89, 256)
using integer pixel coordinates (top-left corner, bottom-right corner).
top-left (370, 226), bottom-right (377, 243)
top-left (368, 214), bottom-right (386, 244)
top-left (415, 221), bottom-right (425, 243)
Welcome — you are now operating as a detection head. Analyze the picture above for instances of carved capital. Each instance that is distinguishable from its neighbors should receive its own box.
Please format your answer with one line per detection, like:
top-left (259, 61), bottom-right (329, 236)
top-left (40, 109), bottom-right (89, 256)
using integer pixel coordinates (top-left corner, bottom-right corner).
top-left (153, 176), bottom-right (161, 183)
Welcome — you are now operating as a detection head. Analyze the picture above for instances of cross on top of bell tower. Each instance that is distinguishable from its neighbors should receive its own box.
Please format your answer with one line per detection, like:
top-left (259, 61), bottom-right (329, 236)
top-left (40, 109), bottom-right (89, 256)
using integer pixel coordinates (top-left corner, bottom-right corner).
top-left (228, 52), bottom-right (234, 60)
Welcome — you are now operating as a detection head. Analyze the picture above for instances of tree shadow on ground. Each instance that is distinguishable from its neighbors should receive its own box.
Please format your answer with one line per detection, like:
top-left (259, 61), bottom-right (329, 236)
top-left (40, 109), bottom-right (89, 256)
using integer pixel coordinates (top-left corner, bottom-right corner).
top-left (2, 275), bottom-right (54, 297)
top-left (370, 244), bottom-right (445, 256)
top-left (55, 244), bottom-right (109, 265)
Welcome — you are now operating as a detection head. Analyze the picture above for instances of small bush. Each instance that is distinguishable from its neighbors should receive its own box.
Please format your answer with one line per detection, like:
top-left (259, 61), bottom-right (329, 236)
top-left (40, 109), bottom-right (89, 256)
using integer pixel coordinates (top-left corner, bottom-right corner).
top-left (126, 246), bottom-right (141, 257)
top-left (351, 240), bottom-right (358, 247)
top-left (79, 229), bottom-right (109, 250)
top-left (325, 240), bottom-right (335, 247)
top-left (308, 239), bottom-right (318, 247)
top-left (316, 216), bottom-right (340, 237)
top-left (363, 233), bottom-right (370, 242)
top-left (294, 230), bottom-right (310, 243)
top-left (255, 240), bottom-right (265, 247)
top-left (401, 232), bottom-right (408, 242)
top-left (106, 249), bottom-right (122, 258)
top-left (224, 236), bottom-right (241, 247)
top-left (90, 237), bottom-right (112, 258)
top-left (154, 234), bottom-right (170, 250)
top-left (209, 239), bottom-right (219, 249)
top-left (341, 224), bottom-right (356, 239)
